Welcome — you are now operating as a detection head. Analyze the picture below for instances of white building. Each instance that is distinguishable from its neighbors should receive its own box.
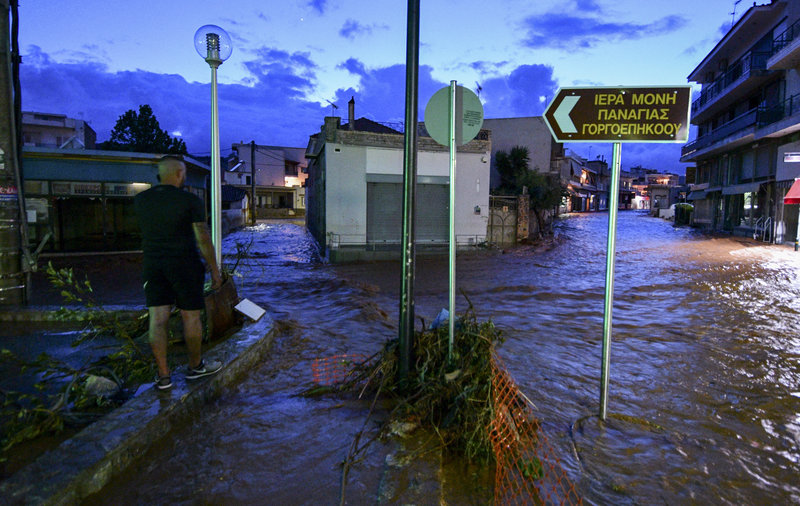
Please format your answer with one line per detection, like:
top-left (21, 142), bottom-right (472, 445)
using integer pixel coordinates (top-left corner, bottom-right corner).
top-left (22, 111), bottom-right (96, 149)
top-left (305, 114), bottom-right (491, 263)
top-left (225, 143), bottom-right (308, 216)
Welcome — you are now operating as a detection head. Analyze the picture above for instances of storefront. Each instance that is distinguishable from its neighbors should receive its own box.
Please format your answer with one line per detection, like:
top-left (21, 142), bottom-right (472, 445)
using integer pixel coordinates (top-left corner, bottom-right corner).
top-left (22, 148), bottom-right (209, 252)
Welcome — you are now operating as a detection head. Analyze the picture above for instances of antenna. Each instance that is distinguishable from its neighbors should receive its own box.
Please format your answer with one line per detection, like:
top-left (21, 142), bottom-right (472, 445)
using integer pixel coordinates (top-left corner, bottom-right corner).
top-left (730, 0), bottom-right (742, 28)
top-left (325, 99), bottom-right (338, 116)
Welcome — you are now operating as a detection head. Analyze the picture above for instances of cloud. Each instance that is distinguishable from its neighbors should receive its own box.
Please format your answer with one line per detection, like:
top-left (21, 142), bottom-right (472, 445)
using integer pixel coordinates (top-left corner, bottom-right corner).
top-left (338, 57), bottom-right (367, 77)
top-left (522, 13), bottom-right (688, 49)
top-left (335, 58), bottom-right (447, 122)
top-left (470, 60), bottom-right (509, 74)
top-left (307, 0), bottom-right (328, 14)
top-left (481, 64), bottom-right (559, 118)
top-left (339, 19), bottom-right (387, 40)
top-left (575, 0), bottom-right (602, 12)
top-left (242, 48), bottom-right (318, 97)
top-left (20, 45), bottom-right (328, 154)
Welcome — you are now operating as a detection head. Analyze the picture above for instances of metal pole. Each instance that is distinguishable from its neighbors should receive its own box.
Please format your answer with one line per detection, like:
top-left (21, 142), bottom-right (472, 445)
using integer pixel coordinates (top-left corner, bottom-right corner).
top-left (795, 205), bottom-right (799, 252)
top-left (250, 140), bottom-right (256, 226)
top-left (448, 80), bottom-right (457, 360)
top-left (398, 0), bottom-right (420, 381)
top-left (600, 141), bottom-right (622, 420)
top-left (0, 0), bottom-right (24, 305)
top-left (210, 62), bottom-right (222, 264)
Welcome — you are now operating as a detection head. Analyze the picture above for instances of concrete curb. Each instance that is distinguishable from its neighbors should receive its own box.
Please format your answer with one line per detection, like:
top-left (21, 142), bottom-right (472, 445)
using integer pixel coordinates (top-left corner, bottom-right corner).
top-left (0, 306), bottom-right (145, 322)
top-left (0, 315), bottom-right (275, 505)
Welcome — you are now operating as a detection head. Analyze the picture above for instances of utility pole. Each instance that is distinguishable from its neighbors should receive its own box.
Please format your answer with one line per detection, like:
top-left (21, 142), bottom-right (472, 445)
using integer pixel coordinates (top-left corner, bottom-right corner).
top-left (398, 0), bottom-right (420, 381)
top-left (0, 0), bottom-right (25, 305)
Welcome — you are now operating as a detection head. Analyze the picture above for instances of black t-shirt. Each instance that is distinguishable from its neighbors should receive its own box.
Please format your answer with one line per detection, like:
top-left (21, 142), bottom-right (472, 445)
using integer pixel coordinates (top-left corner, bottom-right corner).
top-left (134, 184), bottom-right (206, 258)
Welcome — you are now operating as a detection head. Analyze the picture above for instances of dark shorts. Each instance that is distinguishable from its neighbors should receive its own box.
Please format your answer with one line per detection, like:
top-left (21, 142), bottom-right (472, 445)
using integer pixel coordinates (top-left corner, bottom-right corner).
top-left (143, 256), bottom-right (205, 310)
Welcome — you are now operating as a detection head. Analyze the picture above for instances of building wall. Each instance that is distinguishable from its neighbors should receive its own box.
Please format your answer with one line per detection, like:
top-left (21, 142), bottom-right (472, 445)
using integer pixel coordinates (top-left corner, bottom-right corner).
top-left (322, 142), bottom-right (489, 244)
top-left (22, 112), bottom-right (96, 149)
top-left (483, 117), bottom-right (556, 188)
top-left (682, 1), bottom-right (800, 240)
top-left (229, 143), bottom-right (308, 188)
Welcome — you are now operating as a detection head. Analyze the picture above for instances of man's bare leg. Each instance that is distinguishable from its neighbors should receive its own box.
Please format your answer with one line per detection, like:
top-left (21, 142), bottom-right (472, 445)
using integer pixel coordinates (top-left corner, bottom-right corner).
top-left (148, 305), bottom-right (172, 378)
top-left (181, 309), bottom-right (204, 369)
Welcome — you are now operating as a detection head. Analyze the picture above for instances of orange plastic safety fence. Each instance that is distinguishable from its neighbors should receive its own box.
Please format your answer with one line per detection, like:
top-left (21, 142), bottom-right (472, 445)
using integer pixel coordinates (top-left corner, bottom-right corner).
top-left (311, 354), bottom-right (370, 386)
top-left (490, 352), bottom-right (582, 505)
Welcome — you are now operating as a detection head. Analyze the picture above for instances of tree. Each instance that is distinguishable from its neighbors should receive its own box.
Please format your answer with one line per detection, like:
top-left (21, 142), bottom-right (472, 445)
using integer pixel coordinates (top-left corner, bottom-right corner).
top-left (493, 145), bottom-right (565, 238)
top-left (98, 104), bottom-right (187, 154)
top-left (494, 145), bottom-right (530, 195)
top-left (524, 171), bottom-right (564, 238)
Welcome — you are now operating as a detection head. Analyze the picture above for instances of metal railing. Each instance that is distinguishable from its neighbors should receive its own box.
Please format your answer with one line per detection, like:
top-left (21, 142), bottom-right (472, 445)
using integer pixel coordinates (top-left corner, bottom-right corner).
top-left (681, 108), bottom-right (757, 155)
top-left (753, 216), bottom-right (773, 243)
top-left (773, 18), bottom-right (800, 54)
top-left (758, 93), bottom-right (800, 128)
top-left (691, 51), bottom-right (770, 113)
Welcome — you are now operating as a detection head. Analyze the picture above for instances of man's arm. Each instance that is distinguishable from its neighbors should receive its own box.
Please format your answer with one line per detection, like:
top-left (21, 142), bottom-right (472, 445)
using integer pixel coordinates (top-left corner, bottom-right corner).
top-left (192, 222), bottom-right (223, 290)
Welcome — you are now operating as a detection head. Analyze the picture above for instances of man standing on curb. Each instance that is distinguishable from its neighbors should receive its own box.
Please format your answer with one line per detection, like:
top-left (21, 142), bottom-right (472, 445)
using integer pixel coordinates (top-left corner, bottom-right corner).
top-left (134, 155), bottom-right (224, 390)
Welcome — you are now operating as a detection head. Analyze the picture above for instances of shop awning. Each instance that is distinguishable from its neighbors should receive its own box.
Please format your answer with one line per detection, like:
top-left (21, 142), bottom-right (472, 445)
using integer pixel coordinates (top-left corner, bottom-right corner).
top-left (722, 182), bottom-right (762, 195)
top-left (784, 179), bottom-right (800, 204)
top-left (687, 190), bottom-right (707, 201)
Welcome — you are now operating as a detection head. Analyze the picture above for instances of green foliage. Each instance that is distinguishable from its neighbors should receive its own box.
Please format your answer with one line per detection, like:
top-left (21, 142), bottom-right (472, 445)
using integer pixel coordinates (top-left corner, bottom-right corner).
top-left (0, 264), bottom-right (152, 459)
top-left (494, 146), bottom-right (564, 238)
top-left (326, 301), bottom-right (505, 464)
top-left (98, 104), bottom-right (187, 154)
top-left (495, 146), bottom-right (532, 195)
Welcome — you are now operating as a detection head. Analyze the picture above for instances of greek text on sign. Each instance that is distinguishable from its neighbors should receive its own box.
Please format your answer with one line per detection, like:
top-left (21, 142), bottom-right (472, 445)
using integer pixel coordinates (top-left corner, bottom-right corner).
top-left (543, 86), bottom-right (692, 143)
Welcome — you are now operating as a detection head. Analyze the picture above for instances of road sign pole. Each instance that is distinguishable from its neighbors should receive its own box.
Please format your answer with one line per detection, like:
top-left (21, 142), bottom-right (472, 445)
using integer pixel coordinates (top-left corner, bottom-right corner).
top-left (600, 141), bottom-right (622, 420)
top-left (448, 80), bottom-right (457, 361)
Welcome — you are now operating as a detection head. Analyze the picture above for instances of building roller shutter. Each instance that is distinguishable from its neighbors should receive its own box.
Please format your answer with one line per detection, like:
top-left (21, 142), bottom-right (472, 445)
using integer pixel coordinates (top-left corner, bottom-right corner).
top-left (366, 182), bottom-right (448, 243)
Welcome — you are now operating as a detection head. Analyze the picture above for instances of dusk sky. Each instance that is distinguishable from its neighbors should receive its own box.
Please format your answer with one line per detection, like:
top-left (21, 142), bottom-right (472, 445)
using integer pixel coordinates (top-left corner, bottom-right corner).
top-left (18, 0), bottom-right (742, 173)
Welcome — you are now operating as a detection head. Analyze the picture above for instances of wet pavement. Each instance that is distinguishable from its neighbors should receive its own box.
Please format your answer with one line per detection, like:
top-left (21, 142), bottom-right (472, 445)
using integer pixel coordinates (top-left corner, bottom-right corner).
top-left (4, 213), bottom-right (800, 504)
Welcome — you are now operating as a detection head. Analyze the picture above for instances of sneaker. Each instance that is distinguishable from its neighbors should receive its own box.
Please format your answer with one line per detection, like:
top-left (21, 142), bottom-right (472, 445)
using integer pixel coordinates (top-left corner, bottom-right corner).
top-left (185, 359), bottom-right (223, 380)
top-left (155, 375), bottom-right (173, 391)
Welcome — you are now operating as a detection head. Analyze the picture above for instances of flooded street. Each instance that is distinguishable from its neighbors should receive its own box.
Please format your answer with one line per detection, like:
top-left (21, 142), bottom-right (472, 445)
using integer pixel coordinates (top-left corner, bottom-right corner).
top-left (93, 212), bottom-right (800, 504)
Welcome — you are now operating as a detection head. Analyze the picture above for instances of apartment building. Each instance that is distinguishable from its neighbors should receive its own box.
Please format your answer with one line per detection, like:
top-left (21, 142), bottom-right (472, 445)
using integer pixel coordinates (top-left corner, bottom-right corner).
top-left (225, 143), bottom-right (308, 217)
top-left (681, 0), bottom-right (800, 243)
top-left (22, 111), bottom-right (96, 149)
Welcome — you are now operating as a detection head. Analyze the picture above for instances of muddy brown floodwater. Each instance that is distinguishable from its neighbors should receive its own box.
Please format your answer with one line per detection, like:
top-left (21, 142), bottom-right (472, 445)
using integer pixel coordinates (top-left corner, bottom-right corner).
top-left (88, 211), bottom-right (800, 504)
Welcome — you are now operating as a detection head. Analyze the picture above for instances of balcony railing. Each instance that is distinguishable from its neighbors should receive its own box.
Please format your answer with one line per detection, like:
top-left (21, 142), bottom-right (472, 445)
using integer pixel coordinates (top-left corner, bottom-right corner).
top-left (758, 92), bottom-right (800, 127)
top-left (681, 108), bottom-right (757, 156)
top-left (773, 18), bottom-right (800, 53)
top-left (691, 51), bottom-right (770, 113)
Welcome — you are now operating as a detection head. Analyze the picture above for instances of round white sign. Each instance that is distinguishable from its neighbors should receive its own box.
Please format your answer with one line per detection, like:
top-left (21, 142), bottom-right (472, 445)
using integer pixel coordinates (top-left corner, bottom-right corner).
top-left (424, 84), bottom-right (484, 147)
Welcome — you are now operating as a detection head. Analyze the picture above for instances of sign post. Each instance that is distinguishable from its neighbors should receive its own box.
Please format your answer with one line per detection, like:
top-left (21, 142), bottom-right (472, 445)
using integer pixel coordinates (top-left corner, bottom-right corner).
top-left (543, 85), bottom-right (691, 420)
top-left (425, 82), bottom-right (483, 360)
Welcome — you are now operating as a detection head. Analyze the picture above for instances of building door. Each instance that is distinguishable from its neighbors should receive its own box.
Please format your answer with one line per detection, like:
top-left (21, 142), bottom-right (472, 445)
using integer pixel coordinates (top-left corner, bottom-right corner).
top-left (366, 182), bottom-right (448, 243)
top-left (54, 197), bottom-right (104, 251)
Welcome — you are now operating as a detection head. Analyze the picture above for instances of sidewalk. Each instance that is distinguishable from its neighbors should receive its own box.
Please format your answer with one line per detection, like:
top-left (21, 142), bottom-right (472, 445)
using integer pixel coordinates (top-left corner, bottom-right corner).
top-left (0, 253), bottom-right (281, 504)
top-left (0, 315), bottom-right (275, 505)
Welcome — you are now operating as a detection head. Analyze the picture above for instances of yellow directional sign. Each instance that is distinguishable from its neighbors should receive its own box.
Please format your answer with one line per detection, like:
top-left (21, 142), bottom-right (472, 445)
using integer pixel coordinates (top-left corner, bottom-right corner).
top-left (543, 86), bottom-right (692, 143)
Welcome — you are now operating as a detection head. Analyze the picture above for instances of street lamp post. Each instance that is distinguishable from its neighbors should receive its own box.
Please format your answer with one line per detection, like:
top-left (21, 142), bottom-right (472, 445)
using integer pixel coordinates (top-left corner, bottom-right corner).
top-left (194, 25), bottom-right (232, 264)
